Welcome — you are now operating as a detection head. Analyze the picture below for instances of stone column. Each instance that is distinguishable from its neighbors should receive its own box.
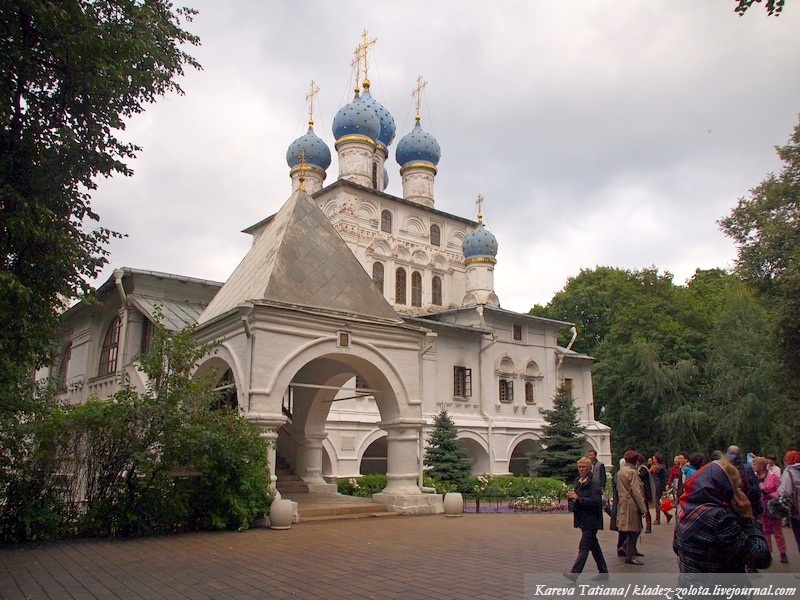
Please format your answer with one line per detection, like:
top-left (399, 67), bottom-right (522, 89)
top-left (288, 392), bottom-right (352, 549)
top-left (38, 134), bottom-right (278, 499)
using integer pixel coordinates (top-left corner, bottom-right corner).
top-left (372, 420), bottom-right (443, 515)
top-left (383, 424), bottom-right (422, 495)
top-left (248, 414), bottom-right (284, 496)
top-left (295, 432), bottom-right (336, 493)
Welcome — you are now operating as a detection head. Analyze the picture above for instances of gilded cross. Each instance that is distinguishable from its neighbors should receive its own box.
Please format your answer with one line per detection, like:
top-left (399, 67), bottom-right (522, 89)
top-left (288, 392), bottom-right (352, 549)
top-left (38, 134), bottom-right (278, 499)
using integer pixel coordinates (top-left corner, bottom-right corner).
top-left (305, 80), bottom-right (320, 125)
top-left (411, 75), bottom-right (428, 120)
top-left (475, 194), bottom-right (484, 222)
top-left (352, 30), bottom-right (377, 87)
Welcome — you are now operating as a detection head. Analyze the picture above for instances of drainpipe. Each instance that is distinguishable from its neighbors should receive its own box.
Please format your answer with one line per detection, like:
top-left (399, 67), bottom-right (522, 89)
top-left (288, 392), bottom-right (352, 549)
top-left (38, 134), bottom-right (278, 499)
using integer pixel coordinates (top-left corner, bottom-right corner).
top-left (113, 268), bottom-right (130, 372)
top-left (479, 332), bottom-right (497, 475)
top-left (556, 326), bottom-right (577, 384)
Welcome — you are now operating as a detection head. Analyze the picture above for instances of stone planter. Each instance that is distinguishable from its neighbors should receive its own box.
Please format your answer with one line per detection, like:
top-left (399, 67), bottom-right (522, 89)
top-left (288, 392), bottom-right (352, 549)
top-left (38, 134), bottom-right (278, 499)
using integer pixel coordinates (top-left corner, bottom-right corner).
top-left (269, 498), bottom-right (294, 530)
top-left (443, 492), bottom-right (463, 517)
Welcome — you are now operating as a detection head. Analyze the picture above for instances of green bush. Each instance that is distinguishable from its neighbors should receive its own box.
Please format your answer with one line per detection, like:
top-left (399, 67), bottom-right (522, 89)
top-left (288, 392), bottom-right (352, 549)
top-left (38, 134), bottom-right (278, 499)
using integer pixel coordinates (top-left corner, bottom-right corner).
top-left (337, 474), bottom-right (387, 497)
top-left (0, 317), bottom-right (273, 543)
top-left (469, 475), bottom-right (568, 502)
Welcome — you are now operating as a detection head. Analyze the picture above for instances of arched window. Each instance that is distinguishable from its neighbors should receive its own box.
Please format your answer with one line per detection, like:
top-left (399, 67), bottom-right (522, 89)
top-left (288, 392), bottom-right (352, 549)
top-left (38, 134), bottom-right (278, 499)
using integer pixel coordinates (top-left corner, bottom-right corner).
top-left (212, 368), bottom-right (238, 410)
top-left (140, 319), bottom-right (153, 356)
top-left (411, 271), bottom-right (422, 307)
top-left (381, 210), bottom-right (392, 233)
top-left (57, 343), bottom-right (71, 392)
top-left (372, 262), bottom-right (385, 293)
top-left (99, 316), bottom-right (121, 376)
top-left (432, 275), bottom-right (442, 305)
top-left (525, 381), bottom-right (535, 404)
top-left (430, 224), bottom-right (441, 247)
top-left (395, 267), bottom-right (406, 305)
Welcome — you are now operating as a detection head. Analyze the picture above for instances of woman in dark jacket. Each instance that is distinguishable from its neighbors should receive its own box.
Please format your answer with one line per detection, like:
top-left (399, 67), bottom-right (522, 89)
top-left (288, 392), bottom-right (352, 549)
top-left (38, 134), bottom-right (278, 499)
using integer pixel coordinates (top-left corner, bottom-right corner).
top-left (564, 457), bottom-right (608, 582)
top-left (673, 458), bottom-right (770, 574)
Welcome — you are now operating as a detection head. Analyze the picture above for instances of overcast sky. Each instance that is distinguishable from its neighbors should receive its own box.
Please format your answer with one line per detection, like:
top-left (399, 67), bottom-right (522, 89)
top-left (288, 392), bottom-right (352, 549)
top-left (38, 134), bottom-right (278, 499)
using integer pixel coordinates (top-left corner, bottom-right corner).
top-left (89, 1), bottom-right (800, 313)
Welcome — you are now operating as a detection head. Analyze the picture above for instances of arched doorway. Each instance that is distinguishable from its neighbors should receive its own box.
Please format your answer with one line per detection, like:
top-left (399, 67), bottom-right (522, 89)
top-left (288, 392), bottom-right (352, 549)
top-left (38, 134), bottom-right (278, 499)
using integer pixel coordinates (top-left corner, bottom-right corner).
top-left (509, 438), bottom-right (544, 476)
top-left (359, 437), bottom-right (387, 475)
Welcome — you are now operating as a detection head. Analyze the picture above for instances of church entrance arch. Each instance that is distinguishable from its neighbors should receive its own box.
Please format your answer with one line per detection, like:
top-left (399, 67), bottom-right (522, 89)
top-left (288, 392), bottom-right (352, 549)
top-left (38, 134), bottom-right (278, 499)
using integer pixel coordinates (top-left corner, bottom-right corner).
top-left (509, 438), bottom-right (544, 476)
top-left (255, 333), bottom-right (432, 511)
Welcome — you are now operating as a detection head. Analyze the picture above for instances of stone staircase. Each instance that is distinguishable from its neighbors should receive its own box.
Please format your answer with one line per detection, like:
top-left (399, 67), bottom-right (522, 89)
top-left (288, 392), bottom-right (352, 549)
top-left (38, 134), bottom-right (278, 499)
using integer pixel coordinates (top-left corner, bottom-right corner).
top-left (274, 456), bottom-right (394, 522)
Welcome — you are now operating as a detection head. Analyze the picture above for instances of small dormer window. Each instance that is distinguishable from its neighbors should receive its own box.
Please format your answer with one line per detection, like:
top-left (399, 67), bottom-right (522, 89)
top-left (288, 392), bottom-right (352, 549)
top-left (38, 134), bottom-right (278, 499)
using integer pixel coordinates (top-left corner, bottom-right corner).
top-left (513, 324), bottom-right (523, 341)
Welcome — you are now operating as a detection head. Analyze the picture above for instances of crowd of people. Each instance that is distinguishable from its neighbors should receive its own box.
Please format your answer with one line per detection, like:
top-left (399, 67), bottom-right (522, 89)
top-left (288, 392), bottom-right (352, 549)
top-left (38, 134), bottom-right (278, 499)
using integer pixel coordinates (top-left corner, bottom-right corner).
top-left (562, 445), bottom-right (800, 582)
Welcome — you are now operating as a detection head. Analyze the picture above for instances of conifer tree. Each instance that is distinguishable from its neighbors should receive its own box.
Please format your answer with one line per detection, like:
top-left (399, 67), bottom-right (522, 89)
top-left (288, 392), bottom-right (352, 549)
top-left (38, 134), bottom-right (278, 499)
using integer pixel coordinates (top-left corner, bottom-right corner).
top-left (535, 384), bottom-right (587, 482)
top-left (424, 409), bottom-right (472, 492)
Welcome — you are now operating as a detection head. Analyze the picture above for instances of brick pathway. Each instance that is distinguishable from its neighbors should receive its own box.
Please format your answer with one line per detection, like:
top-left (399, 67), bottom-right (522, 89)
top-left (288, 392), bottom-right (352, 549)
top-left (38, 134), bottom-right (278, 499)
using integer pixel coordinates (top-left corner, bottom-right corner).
top-left (1, 514), bottom-right (797, 599)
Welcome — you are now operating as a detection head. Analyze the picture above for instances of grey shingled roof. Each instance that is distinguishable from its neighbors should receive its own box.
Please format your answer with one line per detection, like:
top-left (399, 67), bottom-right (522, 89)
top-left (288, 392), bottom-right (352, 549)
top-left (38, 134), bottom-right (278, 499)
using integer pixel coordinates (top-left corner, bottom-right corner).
top-left (198, 189), bottom-right (400, 325)
top-left (128, 295), bottom-right (207, 331)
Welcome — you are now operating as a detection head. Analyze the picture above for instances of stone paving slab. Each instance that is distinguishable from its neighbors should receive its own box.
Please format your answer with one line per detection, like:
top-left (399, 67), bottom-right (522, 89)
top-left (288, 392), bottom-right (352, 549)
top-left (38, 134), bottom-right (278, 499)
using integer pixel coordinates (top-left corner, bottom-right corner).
top-left (1, 514), bottom-right (798, 599)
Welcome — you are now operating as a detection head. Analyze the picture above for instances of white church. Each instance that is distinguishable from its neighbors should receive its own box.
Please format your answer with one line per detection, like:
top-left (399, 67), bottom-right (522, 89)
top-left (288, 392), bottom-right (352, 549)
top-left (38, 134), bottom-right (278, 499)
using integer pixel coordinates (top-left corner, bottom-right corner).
top-left (48, 40), bottom-right (611, 514)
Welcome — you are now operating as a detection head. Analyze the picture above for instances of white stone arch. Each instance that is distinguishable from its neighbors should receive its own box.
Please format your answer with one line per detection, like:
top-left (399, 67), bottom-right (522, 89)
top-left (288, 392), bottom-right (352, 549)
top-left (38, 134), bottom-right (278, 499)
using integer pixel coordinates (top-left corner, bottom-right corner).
top-left (263, 335), bottom-right (413, 427)
top-left (506, 432), bottom-right (544, 477)
top-left (411, 250), bottom-right (429, 265)
top-left (495, 353), bottom-right (516, 375)
top-left (321, 436), bottom-right (338, 479)
top-left (431, 254), bottom-right (449, 271)
top-left (355, 200), bottom-right (378, 221)
top-left (358, 429), bottom-right (389, 476)
top-left (369, 239), bottom-right (391, 257)
top-left (394, 246), bottom-right (411, 262)
top-left (457, 430), bottom-right (490, 475)
top-left (402, 215), bottom-right (425, 237)
top-left (320, 199), bottom-right (339, 218)
top-left (523, 358), bottom-right (542, 376)
top-left (448, 229), bottom-right (466, 250)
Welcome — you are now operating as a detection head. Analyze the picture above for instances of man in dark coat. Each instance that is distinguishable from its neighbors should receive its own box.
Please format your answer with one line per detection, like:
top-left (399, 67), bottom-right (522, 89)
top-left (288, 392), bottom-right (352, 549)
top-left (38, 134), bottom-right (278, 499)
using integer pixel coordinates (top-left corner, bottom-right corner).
top-left (564, 457), bottom-right (609, 582)
top-left (588, 449), bottom-right (607, 490)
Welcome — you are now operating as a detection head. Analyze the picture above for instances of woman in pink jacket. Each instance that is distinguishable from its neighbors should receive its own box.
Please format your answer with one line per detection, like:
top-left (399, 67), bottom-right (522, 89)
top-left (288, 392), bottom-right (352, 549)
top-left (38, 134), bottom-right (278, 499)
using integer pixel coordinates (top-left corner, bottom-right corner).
top-left (753, 456), bottom-right (788, 564)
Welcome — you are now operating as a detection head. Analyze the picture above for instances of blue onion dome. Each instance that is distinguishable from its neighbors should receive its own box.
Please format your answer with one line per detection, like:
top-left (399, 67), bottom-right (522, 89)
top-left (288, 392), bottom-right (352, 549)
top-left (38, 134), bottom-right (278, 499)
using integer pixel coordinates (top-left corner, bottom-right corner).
top-left (286, 121), bottom-right (332, 170)
top-left (332, 89), bottom-right (381, 142)
top-left (360, 80), bottom-right (396, 148)
top-left (462, 221), bottom-right (498, 262)
top-left (395, 116), bottom-right (441, 167)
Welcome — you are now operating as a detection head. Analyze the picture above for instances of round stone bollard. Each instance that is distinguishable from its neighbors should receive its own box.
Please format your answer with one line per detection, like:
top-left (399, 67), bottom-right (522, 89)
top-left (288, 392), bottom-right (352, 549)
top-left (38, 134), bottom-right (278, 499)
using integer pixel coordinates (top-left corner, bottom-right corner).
top-left (269, 498), bottom-right (294, 530)
top-left (443, 492), bottom-right (464, 517)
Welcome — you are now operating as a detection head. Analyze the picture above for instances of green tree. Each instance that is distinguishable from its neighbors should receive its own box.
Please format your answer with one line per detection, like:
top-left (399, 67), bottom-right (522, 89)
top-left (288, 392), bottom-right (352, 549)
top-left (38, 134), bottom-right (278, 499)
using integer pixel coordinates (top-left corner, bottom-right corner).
top-left (734, 0), bottom-right (785, 16)
top-left (702, 282), bottom-right (788, 453)
top-left (0, 1), bottom-right (200, 405)
top-left (424, 409), bottom-right (472, 493)
top-left (0, 316), bottom-right (272, 543)
top-left (719, 116), bottom-right (800, 442)
top-left (535, 385), bottom-right (586, 482)
top-left (529, 266), bottom-right (790, 457)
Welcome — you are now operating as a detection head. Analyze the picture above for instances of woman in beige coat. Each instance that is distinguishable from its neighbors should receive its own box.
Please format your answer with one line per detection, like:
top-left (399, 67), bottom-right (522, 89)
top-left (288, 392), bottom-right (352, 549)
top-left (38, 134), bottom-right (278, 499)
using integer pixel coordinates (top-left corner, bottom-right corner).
top-left (616, 450), bottom-right (647, 565)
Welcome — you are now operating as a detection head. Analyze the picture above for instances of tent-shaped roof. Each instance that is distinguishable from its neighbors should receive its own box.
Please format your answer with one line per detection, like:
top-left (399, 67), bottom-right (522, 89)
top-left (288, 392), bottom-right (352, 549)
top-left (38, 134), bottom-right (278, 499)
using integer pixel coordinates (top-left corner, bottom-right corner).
top-left (198, 189), bottom-right (400, 324)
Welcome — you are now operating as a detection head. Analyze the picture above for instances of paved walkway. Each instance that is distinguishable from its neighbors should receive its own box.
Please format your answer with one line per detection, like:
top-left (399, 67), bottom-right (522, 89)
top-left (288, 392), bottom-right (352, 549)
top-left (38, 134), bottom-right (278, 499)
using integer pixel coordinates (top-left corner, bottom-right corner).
top-left (1, 513), bottom-right (798, 599)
